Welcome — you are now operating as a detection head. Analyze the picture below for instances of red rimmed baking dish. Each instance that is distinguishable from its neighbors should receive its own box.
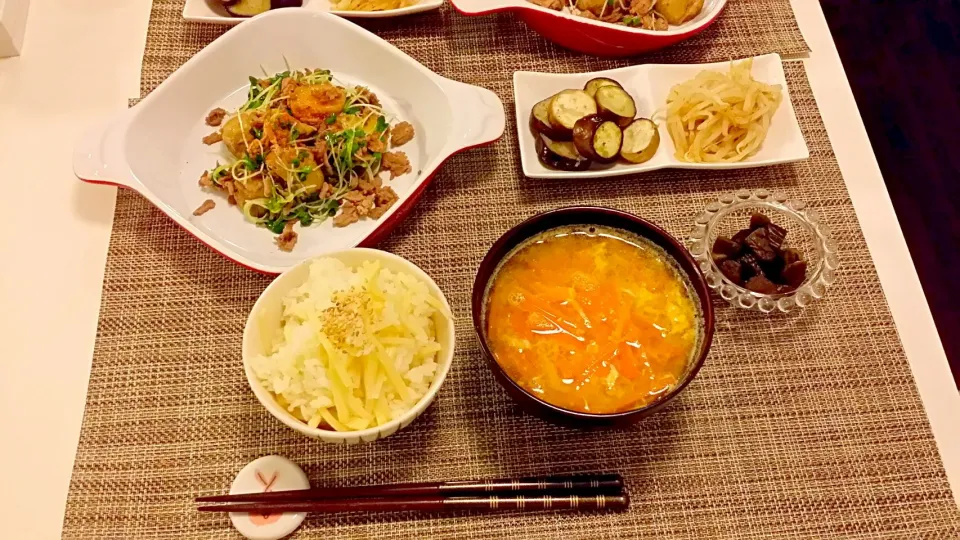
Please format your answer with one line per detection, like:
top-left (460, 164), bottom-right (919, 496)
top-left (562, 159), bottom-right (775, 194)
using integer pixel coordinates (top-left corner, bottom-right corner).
top-left (451, 0), bottom-right (727, 57)
top-left (471, 207), bottom-right (715, 427)
top-left (73, 9), bottom-right (505, 274)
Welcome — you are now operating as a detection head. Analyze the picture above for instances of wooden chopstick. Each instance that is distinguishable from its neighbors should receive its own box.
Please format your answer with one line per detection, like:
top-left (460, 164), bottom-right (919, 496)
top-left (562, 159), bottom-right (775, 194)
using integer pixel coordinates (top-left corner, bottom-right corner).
top-left (197, 493), bottom-right (630, 513)
top-left (196, 473), bottom-right (623, 503)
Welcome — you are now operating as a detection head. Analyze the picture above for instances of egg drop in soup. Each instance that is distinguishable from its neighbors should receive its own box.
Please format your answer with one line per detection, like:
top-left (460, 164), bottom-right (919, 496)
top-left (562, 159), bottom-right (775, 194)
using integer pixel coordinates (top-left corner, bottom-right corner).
top-left (485, 225), bottom-right (700, 414)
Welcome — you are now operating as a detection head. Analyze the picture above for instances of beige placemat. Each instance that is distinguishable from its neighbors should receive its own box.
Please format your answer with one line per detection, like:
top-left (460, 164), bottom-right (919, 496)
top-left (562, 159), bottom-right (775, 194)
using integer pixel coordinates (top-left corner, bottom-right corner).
top-left (63, 1), bottom-right (958, 539)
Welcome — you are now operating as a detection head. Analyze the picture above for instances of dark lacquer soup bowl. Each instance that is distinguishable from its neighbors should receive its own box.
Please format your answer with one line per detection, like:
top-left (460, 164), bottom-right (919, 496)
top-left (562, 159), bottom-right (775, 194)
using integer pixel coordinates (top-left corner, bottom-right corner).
top-left (472, 207), bottom-right (715, 427)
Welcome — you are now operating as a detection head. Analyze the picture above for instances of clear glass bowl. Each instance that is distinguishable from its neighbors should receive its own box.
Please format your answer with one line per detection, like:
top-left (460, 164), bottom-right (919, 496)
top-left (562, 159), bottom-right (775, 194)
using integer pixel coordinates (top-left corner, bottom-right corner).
top-left (687, 189), bottom-right (839, 313)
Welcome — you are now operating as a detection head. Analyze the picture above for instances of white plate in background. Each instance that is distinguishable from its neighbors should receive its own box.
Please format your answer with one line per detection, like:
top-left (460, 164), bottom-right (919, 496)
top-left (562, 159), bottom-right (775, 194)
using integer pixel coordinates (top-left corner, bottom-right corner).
top-left (74, 9), bottom-right (504, 274)
top-left (514, 53), bottom-right (809, 180)
top-left (183, 0), bottom-right (443, 25)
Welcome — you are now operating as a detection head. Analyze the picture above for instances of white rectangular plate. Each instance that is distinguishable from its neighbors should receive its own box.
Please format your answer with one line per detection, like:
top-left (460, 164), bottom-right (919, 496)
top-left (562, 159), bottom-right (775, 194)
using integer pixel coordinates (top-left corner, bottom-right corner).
top-left (183, 0), bottom-right (443, 24)
top-left (514, 53), bottom-right (809, 180)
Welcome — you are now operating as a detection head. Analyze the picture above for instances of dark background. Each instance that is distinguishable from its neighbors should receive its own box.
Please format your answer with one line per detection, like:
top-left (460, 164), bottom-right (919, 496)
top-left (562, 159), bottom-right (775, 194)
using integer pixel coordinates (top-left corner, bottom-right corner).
top-left (821, 1), bottom-right (959, 388)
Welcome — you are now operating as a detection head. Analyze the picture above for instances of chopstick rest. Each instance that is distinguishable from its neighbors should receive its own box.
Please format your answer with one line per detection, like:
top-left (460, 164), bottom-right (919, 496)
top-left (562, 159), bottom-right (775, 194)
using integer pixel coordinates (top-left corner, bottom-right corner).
top-left (224, 455), bottom-right (310, 540)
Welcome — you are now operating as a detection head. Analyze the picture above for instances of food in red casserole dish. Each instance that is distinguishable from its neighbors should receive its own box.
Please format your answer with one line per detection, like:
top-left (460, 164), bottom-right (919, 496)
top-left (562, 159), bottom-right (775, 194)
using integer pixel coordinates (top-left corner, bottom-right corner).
top-left (527, 0), bottom-right (703, 30)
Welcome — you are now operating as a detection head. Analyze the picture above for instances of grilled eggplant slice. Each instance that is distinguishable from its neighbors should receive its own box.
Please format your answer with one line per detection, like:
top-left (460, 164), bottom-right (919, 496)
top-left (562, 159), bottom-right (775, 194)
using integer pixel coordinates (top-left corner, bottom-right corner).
top-left (572, 115), bottom-right (603, 160)
top-left (583, 77), bottom-right (623, 99)
top-left (595, 86), bottom-right (637, 127)
top-left (591, 121), bottom-right (623, 162)
top-left (530, 96), bottom-right (570, 140)
top-left (619, 118), bottom-right (660, 164)
top-left (541, 134), bottom-right (585, 162)
top-left (226, 0), bottom-right (271, 17)
top-left (573, 115), bottom-right (622, 163)
top-left (536, 134), bottom-right (592, 171)
top-left (547, 90), bottom-right (598, 135)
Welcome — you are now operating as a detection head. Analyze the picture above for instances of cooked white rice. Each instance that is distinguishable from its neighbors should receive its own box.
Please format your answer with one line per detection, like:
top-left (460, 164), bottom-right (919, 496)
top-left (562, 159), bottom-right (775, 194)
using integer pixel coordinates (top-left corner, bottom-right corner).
top-left (250, 257), bottom-right (447, 431)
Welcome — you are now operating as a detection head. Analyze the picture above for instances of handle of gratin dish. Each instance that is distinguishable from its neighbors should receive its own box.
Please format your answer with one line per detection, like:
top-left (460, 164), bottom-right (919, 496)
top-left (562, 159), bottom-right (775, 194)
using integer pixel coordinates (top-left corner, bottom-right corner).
top-left (438, 78), bottom-right (506, 153)
top-left (73, 108), bottom-right (138, 189)
top-left (450, 0), bottom-right (523, 16)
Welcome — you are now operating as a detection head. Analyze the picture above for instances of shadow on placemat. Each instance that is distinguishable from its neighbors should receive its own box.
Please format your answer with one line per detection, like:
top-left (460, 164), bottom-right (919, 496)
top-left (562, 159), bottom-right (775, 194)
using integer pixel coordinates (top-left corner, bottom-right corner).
top-left (62, 1), bottom-right (959, 539)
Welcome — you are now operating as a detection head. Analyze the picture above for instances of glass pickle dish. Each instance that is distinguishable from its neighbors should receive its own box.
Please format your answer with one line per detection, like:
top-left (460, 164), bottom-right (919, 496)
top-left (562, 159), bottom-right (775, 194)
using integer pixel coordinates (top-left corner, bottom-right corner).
top-left (688, 190), bottom-right (839, 313)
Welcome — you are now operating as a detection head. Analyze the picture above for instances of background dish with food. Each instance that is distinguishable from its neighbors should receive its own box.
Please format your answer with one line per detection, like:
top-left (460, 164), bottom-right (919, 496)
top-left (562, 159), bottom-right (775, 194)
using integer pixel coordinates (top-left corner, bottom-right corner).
top-left (472, 206), bottom-right (715, 427)
top-left (243, 248), bottom-right (456, 444)
top-left (74, 10), bottom-right (505, 273)
top-left (530, 77), bottom-right (660, 171)
top-left (514, 53), bottom-right (808, 179)
top-left (688, 190), bottom-right (838, 313)
top-left (451, 0), bottom-right (726, 56)
top-left (484, 224), bottom-right (703, 415)
top-left (196, 68), bottom-right (416, 252)
top-left (666, 58), bottom-right (783, 163)
top-left (183, 0), bottom-right (443, 24)
top-left (527, 0), bottom-right (704, 31)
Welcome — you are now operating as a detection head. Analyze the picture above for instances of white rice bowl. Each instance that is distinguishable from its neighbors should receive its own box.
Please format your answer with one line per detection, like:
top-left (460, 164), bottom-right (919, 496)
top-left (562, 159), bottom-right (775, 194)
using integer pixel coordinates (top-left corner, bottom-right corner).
top-left (242, 249), bottom-right (455, 443)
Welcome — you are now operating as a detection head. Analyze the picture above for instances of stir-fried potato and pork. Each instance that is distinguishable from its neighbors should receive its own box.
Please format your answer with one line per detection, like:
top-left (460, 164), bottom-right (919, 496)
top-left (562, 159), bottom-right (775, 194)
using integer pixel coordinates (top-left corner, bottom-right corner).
top-left (198, 68), bottom-right (414, 252)
top-left (529, 0), bottom-right (703, 30)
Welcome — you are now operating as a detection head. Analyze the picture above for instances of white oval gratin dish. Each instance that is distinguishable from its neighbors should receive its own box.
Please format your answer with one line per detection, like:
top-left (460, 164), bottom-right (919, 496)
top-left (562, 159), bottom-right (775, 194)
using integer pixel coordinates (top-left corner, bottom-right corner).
top-left (514, 53), bottom-right (808, 179)
top-left (75, 9), bottom-right (505, 274)
top-left (184, 0), bottom-right (444, 25)
top-left (242, 248), bottom-right (456, 444)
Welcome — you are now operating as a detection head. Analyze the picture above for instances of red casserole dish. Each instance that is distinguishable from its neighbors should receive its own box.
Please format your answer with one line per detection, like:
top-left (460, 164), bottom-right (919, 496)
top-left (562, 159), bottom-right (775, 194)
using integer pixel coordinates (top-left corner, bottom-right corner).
top-left (451, 0), bottom-right (727, 57)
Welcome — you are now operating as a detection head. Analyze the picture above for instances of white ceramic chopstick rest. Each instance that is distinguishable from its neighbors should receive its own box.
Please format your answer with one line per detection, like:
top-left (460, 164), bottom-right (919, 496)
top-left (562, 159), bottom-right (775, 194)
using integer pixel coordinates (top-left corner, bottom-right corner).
top-left (229, 455), bottom-right (310, 540)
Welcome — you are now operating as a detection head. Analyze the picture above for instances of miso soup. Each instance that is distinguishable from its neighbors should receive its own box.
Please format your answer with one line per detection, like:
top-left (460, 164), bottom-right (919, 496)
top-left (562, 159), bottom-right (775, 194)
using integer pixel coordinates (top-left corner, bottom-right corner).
top-left (484, 225), bottom-right (701, 414)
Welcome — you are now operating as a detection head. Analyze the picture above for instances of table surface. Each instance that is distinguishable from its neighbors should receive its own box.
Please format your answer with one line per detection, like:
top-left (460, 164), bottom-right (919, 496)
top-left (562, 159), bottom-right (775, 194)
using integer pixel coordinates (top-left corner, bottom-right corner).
top-left (821, 0), bottom-right (960, 383)
top-left (0, 1), bottom-right (956, 537)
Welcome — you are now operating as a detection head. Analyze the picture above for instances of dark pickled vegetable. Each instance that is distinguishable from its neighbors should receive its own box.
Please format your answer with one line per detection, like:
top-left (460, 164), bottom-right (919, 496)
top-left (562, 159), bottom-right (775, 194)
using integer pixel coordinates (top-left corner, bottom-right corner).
top-left (713, 236), bottom-right (741, 257)
top-left (745, 227), bottom-right (777, 262)
top-left (781, 260), bottom-right (808, 288)
top-left (782, 248), bottom-right (803, 265)
top-left (719, 259), bottom-right (743, 285)
top-left (745, 275), bottom-right (778, 294)
top-left (766, 222), bottom-right (787, 250)
top-left (732, 228), bottom-right (751, 245)
top-left (740, 253), bottom-right (764, 279)
top-left (749, 212), bottom-right (771, 230)
top-left (711, 212), bottom-right (808, 294)
top-left (759, 255), bottom-right (784, 280)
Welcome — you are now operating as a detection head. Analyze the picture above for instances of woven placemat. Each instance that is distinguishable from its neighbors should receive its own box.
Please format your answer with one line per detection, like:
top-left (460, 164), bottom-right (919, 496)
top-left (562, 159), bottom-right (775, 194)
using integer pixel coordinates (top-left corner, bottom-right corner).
top-left (62, 1), bottom-right (958, 538)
